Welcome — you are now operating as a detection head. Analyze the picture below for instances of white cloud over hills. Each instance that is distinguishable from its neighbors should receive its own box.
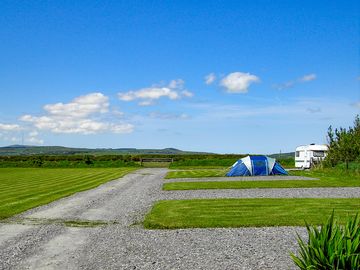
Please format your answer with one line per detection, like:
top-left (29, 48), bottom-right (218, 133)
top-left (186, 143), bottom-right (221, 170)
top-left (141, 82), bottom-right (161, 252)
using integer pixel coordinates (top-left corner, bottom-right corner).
top-left (0, 123), bottom-right (22, 131)
top-left (20, 93), bottom-right (134, 135)
top-left (118, 79), bottom-right (193, 106)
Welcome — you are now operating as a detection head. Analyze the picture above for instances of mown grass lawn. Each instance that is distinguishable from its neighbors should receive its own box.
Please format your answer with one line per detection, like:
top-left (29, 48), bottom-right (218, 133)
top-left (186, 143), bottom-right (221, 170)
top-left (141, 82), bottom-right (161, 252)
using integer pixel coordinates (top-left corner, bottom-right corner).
top-left (166, 168), bottom-right (228, 178)
top-left (0, 167), bottom-right (137, 220)
top-left (144, 198), bottom-right (360, 229)
top-left (164, 168), bottom-right (360, 190)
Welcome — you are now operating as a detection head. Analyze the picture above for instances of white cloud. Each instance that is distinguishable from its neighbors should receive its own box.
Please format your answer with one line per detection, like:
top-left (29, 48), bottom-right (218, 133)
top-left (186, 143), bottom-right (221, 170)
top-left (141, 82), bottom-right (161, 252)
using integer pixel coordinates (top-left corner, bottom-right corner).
top-left (29, 131), bottom-right (38, 137)
top-left (138, 100), bottom-right (154, 106)
top-left (10, 137), bottom-right (19, 143)
top-left (274, 81), bottom-right (295, 90)
top-left (220, 72), bottom-right (260, 93)
top-left (181, 90), bottom-right (194, 97)
top-left (43, 92), bottom-right (109, 117)
top-left (300, 73), bottom-right (317, 82)
top-left (119, 87), bottom-right (180, 101)
top-left (275, 73), bottom-right (317, 90)
top-left (117, 79), bottom-right (193, 105)
top-left (0, 123), bottom-right (22, 131)
top-left (148, 112), bottom-right (190, 120)
top-left (27, 136), bottom-right (44, 145)
top-left (168, 79), bottom-right (184, 89)
top-left (109, 123), bottom-right (134, 133)
top-left (205, 73), bottom-right (216, 85)
top-left (24, 131), bottom-right (44, 145)
top-left (20, 92), bottom-right (134, 135)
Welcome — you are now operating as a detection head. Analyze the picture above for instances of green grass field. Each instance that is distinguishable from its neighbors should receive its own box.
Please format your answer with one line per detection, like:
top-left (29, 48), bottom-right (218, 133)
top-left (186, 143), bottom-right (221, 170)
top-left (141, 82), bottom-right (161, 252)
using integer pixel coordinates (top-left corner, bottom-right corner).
top-left (166, 168), bottom-right (228, 178)
top-left (164, 168), bottom-right (360, 190)
top-left (0, 167), bottom-right (137, 220)
top-left (144, 198), bottom-right (360, 229)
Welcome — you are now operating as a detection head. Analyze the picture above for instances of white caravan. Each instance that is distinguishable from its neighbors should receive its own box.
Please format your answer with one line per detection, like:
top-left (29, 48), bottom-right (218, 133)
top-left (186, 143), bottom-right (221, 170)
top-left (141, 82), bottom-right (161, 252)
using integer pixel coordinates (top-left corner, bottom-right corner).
top-left (295, 144), bottom-right (328, 169)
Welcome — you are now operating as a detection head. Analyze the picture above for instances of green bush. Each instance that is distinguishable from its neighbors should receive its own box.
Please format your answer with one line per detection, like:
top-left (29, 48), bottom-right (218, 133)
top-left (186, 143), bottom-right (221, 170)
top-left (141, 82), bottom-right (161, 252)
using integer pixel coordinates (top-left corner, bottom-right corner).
top-left (277, 157), bottom-right (295, 168)
top-left (291, 212), bottom-right (360, 270)
top-left (169, 158), bottom-right (238, 168)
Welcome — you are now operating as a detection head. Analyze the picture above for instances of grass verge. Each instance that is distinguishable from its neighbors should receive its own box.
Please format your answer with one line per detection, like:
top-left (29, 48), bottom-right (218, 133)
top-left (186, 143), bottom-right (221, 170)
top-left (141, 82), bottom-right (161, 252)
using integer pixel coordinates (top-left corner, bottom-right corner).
top-left (0, 167), bottom-right (137, 220)
top-left (164, 168), bottom-right (360, 190)
top-left (143, 198), bottom-right (360, 229)
top-left (165, 168), bottom-right (228, 179)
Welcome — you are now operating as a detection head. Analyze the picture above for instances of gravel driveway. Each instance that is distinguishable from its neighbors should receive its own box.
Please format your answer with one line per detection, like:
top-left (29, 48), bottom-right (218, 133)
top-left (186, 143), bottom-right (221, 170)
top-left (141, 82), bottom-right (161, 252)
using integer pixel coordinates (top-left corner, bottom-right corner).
top-left (0, 168), bottom-right (357, 270)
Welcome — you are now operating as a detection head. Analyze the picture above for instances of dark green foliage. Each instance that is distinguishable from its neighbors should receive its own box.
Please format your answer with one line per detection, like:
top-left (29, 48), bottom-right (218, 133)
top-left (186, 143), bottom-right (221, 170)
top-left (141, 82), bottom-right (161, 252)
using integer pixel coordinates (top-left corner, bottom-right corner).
top-left (291, 212), bottom-right (360, 270)
top-left (84, 155), bottom-right (94, 165)
top-left (169, 156), bottom-right (294, 169)
top-left (169, 158), bottom-right (241, 168)
top-left (0, 153), bottom-right (294, 168)
top-left (0, 155), bottom-right (140, 168)
top-left (277, 157), bottom-right (295, 168)
top-left (325, 115), bottom-right (360, 169)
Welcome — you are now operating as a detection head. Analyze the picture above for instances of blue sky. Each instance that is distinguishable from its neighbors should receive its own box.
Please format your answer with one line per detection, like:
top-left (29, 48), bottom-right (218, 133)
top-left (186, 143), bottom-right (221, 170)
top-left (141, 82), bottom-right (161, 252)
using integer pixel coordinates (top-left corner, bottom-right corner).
top-left (0, 0), bottom-right (359, 154)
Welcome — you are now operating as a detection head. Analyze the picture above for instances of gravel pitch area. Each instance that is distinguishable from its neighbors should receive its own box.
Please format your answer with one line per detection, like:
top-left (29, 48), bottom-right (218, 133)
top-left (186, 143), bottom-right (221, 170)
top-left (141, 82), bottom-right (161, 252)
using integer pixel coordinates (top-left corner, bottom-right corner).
top-left (0, 168), bottom-right (358, 269)
top-left (165, 175), bottom-right (318, 183)
top-left (160, 187), bottom-right (360, 200)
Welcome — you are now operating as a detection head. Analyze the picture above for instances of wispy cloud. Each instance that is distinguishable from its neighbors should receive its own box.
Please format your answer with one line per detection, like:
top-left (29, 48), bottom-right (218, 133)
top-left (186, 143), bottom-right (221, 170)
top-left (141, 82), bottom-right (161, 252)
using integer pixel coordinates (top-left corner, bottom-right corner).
top-left (118, 79), bottom-right (193, 106)
top-left (20, 93), bottom-right (134, 135)
top-left (204, 73), bottom-right (216, 85)
top-left (220, 72), bottom-right (260, 93)
top-left (148, 112), bottom-right (190, 120)
top-left (274, 73), bottom-right (317, 90)
top-left (188, 97), bottom-right (354, 124)
top-left (0, 123), bottom-right (22, 131)
top-left (300, 73), bottom-right (317, 82)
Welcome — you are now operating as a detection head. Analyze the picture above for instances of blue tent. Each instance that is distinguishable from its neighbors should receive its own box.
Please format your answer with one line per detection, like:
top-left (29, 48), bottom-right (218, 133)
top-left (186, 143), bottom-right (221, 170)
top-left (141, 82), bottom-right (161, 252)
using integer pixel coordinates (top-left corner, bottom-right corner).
top-left (226, 155), bottom-right (288, 176)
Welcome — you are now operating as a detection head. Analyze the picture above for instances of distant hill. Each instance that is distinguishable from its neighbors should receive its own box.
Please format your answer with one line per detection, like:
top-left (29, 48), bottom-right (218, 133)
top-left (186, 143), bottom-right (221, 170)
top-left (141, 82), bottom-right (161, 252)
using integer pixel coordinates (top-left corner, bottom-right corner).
top-left (0, 145), bottom-right (212, 156)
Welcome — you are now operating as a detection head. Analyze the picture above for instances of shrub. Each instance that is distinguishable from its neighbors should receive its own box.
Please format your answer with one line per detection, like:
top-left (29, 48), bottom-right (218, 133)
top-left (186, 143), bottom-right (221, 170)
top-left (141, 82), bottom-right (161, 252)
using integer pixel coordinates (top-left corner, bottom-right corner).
top-left (291, 212), bottom-right (360, 270)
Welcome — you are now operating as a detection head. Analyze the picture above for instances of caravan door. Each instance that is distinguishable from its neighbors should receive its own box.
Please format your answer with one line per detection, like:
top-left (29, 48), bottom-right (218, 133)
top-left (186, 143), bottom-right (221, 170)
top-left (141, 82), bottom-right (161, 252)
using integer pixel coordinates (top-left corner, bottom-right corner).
top-left (303, 151), bottom-right (310, 168)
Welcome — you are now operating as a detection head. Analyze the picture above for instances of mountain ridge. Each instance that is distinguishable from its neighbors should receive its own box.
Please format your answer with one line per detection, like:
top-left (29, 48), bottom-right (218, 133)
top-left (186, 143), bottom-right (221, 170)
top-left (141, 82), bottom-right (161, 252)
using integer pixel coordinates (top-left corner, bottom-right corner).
top-left (0, 145), bottom-right (213, 156)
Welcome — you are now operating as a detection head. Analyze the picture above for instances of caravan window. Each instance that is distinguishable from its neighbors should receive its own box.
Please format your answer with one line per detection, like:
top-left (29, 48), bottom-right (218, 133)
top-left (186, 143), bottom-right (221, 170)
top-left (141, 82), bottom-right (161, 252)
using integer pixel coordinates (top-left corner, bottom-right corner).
top-left (313, 151), bottom-right (325, 157)
top-left (295, 151), bottom-right (300, 157)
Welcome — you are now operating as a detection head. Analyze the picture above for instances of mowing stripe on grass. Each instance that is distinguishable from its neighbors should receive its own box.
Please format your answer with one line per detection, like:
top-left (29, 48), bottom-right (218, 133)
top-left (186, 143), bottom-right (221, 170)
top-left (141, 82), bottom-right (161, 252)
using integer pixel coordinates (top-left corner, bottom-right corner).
top-left (165, 168), bottom-right (360, 188)
top-left (163, 178), bottom-right (360, 190)
top-left (0, 168), bottom-right (137, 219)
top-left (165, 169), bottom-right (227, 179)
top-left (144, 198), bottom-right (360, 229)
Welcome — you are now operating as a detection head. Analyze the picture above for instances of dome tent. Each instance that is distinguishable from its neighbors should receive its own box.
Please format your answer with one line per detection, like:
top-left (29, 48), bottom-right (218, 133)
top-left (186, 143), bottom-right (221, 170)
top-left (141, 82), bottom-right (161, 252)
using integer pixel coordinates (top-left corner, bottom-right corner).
top-left (226, 155), bottom-right (287, 176)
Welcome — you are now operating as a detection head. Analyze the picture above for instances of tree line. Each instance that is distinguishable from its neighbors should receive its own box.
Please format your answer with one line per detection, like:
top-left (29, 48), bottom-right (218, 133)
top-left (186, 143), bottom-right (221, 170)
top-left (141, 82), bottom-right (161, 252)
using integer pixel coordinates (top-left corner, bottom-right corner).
top-left (325, 115), bottom-right (360, 169)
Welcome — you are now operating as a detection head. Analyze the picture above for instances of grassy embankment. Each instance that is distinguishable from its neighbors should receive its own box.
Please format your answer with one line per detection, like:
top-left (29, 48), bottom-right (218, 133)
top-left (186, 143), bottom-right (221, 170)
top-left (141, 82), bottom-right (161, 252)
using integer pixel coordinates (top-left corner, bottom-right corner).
top-left (144, 198), bottom-right (360, 229)
top-left (0, 167), bottom-right (137, 220)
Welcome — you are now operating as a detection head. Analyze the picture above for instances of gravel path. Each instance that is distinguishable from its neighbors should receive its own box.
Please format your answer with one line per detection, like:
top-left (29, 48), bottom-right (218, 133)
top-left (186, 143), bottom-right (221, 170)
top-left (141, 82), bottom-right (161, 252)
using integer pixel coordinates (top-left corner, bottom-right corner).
top-left (160, 187), bottom-right (360, 199)
top-left (165, 175), bottom-right (318, 183)
top-left (0, 168), bottom-right (358, 269)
